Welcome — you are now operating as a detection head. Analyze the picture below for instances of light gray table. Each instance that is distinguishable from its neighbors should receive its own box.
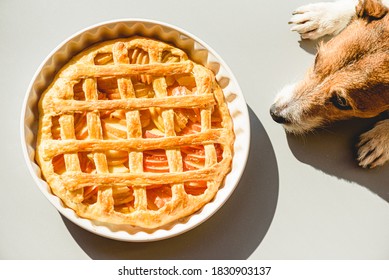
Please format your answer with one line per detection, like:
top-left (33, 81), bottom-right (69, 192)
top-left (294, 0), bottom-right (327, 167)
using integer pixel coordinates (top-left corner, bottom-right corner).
top-left (1, 0), bottom-right (388, 259)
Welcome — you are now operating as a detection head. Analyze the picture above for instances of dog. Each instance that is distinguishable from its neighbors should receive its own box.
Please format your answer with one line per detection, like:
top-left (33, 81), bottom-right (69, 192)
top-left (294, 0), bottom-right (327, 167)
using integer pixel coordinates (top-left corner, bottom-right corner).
top-left (270, 0), bottom-right (389, 168)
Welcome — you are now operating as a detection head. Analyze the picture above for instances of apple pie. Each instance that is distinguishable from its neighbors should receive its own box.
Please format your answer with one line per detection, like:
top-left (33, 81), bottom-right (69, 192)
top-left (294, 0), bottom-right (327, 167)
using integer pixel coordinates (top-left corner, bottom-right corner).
top-left (36, 37), bottom-right (234, 229)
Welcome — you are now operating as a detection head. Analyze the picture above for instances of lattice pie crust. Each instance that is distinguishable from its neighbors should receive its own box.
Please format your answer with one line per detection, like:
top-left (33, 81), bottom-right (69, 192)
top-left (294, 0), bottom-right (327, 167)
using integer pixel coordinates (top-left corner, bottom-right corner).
top-left (36, 37), bottom-right (234, 229)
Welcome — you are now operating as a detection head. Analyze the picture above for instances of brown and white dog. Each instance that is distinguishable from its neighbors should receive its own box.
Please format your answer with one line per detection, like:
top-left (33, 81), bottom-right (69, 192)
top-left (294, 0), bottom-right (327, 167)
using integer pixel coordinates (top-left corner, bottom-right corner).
top-left (270, 0), bottom-right (389, 168)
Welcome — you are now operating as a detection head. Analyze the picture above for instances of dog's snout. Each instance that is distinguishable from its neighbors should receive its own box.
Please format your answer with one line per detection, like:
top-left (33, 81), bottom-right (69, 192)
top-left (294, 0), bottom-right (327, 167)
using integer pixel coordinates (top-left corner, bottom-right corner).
top-left (270, 104), bottom-right (289, 124)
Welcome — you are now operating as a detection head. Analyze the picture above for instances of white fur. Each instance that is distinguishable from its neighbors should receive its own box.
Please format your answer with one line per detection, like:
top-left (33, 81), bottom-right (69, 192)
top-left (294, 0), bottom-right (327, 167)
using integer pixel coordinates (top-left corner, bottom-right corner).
top-left (290, 0), bottom-right (358, 40)
top-left (273, 83), bottom-right (297, 107)
top-left (358, 119), bottom-right (389, 168)
top-left (290, 0), bottom-right (389, 40)
top-left (274, 83), bottom-right (325, 134)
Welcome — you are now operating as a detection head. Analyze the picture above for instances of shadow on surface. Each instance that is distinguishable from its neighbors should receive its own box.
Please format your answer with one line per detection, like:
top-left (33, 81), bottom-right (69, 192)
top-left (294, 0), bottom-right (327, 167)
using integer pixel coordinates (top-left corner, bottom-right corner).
top-left (62, 106), bottom-right (279, 259)
top-left (298, 36), bottom-right (332, 55)
top-left (287, 114), bottom-right (389, 203)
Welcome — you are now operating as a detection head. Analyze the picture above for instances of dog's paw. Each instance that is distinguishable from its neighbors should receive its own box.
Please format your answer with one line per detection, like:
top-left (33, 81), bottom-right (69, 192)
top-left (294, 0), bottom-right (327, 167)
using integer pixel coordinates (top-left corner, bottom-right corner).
top-left (357, 120), bottom-right (389, 168)
top-left (289, 2), bottom-right (355, 40)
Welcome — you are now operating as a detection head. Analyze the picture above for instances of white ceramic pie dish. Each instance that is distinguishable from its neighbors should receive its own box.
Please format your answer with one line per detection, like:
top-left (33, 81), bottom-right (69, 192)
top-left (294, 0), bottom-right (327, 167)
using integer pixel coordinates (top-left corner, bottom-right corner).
top-left (21, 19), bottom-right (250, 242)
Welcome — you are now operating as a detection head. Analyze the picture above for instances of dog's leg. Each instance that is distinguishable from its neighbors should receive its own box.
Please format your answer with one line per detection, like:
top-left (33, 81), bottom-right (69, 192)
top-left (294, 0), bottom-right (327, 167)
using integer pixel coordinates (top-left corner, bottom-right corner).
top-left (289, 0), bottom-right (358, 40)
top-left (357, 118), bottom-right (389, 168)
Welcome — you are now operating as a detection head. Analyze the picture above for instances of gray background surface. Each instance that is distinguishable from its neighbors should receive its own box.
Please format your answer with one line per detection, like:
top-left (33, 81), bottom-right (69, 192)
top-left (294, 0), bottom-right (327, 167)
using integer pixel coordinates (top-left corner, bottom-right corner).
top-left (1, 0), bottom-right (388, 259)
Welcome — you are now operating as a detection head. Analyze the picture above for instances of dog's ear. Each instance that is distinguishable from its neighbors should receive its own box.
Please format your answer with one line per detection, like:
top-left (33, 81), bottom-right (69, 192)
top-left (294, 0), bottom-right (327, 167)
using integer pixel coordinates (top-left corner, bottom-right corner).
top-left (356, 0), bottom-right (388, 20)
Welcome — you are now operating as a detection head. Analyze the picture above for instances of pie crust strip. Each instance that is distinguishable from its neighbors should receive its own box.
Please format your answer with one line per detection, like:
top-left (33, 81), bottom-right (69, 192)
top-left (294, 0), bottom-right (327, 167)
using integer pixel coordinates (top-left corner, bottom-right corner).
top-left (83, 77), bottom-right (115, 213)
top-left (60, 61), bottom-right (193, 79)
top-left (112, 42), bottom-right (147, 211)
top-left (60, 161), bottom-right (228, 190)
top-left (44, 94), bottom-right (215, 114)
top-left (41, 129), bottom-right (224, 160)
top-left (58, 83), bottom-right (84, 202)
top-left (149, 49), bottom-right (187, 201)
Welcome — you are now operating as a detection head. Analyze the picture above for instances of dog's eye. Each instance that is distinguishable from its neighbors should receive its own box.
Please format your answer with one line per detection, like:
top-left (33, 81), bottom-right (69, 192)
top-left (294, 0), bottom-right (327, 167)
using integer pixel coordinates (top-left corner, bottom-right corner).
top-left (330, 93), bottom-right (352, 110)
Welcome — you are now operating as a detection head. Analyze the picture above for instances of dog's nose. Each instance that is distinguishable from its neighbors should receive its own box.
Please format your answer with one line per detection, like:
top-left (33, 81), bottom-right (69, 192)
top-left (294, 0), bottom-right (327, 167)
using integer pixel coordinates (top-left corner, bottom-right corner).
top-left (270, 104), bottom-right (288, 124)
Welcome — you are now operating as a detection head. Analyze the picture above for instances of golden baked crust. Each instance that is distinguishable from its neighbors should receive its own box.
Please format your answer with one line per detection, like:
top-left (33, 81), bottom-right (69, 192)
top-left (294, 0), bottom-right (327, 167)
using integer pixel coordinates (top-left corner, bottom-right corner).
top-left (36, 37), bottom-right (234, 229)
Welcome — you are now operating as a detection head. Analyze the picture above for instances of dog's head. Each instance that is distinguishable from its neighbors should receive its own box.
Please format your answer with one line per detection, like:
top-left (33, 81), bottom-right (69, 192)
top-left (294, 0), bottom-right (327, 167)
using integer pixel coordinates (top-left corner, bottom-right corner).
top-left (271, 0), bottom-right (389, 134)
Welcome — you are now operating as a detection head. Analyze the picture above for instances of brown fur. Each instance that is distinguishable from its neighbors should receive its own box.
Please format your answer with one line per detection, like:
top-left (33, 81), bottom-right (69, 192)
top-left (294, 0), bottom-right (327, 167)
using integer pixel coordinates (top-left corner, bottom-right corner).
top-left (357, 0), bottom-right (388, 19)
